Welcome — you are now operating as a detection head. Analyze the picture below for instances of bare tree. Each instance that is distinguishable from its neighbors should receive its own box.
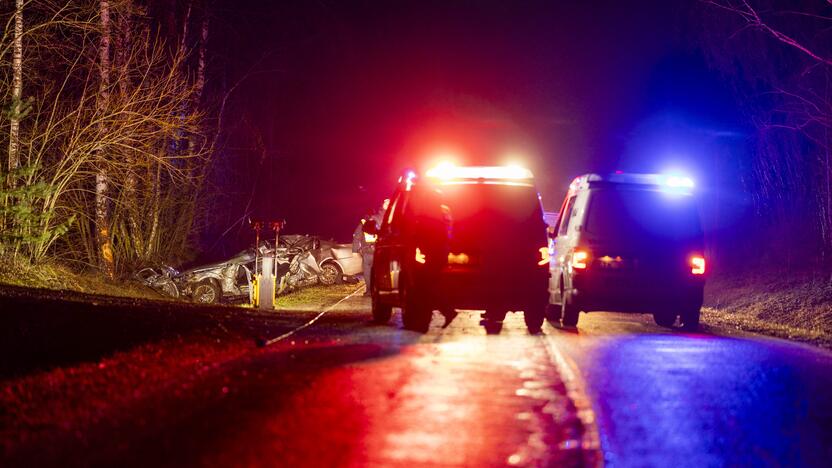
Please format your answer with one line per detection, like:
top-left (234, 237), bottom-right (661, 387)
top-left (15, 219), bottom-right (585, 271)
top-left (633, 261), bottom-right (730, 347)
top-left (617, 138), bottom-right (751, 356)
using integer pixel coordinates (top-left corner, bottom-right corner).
top-left (7, 0), bottom-right (22, 178)
top-left (1, 0), bottom-right (216, 271)
top-left (698, 0), bottom-right (832, 265)
top-left (95, 0), bottom-right (114, 277)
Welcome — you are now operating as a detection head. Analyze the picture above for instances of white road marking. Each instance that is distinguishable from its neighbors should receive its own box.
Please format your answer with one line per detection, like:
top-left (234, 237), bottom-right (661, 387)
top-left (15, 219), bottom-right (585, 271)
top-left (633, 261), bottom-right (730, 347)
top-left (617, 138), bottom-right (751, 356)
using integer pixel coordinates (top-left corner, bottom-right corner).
top-left (541, 331), bottom-right (604, 467)
top-left (260, 285), bottom-right (366, 346)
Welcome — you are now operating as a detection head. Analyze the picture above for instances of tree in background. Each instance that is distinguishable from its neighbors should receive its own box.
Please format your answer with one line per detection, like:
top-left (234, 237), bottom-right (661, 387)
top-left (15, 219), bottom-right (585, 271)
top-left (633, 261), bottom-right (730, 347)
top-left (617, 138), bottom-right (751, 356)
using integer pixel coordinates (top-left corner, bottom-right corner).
top-left (6, 0), bottom-right (22, 178)
top-left (0, 0), bottom-right (214, 274)
top-left (698, 0), bottom-right (832, 268)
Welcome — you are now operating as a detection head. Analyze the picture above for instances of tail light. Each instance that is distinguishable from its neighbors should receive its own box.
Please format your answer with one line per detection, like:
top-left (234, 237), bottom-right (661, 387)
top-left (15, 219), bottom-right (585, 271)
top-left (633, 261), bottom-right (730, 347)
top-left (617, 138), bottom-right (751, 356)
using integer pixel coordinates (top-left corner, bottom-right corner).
top-left (415, 247), bottom-right (426, 264)
top-left (538, 247), bottom-right (550, 266)
top-left (690, 255), bottom-right (705, 275)
top-left (572, 250), bottom-right (589, 270)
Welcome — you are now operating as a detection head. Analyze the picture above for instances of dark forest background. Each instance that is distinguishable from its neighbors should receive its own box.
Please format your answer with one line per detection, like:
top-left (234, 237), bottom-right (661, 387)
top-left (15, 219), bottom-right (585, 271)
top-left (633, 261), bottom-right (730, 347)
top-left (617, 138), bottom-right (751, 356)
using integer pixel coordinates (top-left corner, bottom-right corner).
top-left (1, 0), bottom-right (830, 276)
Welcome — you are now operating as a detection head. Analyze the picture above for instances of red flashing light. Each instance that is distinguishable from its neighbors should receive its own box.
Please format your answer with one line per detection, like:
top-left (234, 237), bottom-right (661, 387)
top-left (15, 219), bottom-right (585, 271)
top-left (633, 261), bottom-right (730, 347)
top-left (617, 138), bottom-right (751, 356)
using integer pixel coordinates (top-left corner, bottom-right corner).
top-left (425, 164), bottom-right (533, 180)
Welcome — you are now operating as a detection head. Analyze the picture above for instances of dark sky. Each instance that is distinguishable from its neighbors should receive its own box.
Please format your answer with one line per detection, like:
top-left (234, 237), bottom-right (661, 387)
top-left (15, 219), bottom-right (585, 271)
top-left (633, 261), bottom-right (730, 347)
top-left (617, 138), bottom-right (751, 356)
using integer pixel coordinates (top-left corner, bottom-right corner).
top-left (212, 0), bottom-right (743, 242)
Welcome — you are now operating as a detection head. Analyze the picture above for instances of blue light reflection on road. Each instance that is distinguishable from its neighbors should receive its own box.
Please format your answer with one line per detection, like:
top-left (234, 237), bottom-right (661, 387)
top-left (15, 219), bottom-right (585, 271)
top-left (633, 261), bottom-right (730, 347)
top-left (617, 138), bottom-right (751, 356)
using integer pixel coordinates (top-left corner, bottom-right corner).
top-left (583, 334), bottom-right (832, 467)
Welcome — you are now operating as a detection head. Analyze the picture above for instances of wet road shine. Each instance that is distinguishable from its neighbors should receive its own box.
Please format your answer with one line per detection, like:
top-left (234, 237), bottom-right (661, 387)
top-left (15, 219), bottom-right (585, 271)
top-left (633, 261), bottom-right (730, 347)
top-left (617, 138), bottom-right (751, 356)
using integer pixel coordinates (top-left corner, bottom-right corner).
top-left (5, 292), bottom-right (832, 467)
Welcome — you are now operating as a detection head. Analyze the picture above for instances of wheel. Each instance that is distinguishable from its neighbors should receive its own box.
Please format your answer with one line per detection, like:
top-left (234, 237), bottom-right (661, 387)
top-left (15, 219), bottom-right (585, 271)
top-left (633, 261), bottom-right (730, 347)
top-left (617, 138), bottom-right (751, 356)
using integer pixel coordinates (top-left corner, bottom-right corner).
top-left (681, 306), bottom-right (701, 331)
top-left (192, 280), bottom-right (220, 304)
top-left (401, 274), bottom-right (432, 332)
top-left (440, 308), bottom-right (458, 327)
top-left (319, 262), bottom-right (343, 285)
top-left (545, 303), bottom-right (562, 322)
top-left (371, 289), bottom-right (393, 324)
top-left (483, 320), bottom-right (503, 334)
top-left (480, 309), bottom-right (506, 334)
top-left (561, 293), bottom-right (580, 327)
top-left (653, 311), bottom-right (677, 328)
top-left (524, 304), bottom-right (545, 334)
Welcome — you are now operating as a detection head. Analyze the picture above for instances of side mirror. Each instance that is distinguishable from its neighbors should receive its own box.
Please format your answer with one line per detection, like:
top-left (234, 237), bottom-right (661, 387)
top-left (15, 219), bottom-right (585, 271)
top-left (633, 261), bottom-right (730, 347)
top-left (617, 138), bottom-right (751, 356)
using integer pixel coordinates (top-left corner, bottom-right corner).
top-left (362, 221), bottom-right (379, 235)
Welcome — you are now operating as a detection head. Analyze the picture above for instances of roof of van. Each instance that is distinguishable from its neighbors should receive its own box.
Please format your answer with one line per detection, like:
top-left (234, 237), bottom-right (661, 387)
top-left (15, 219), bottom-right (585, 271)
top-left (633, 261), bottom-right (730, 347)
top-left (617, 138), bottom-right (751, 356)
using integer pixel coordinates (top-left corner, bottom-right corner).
top-left (568, 172), bottom-right (695, 194)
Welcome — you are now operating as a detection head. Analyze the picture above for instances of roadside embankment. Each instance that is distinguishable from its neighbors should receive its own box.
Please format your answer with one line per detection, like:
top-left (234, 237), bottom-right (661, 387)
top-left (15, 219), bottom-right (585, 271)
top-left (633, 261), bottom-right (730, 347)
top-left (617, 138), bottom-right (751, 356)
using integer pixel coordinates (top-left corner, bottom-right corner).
top-left (703, 272), bottom-right (832, 349)
top-left (0, 257), bottom-right (165, 301)
top-left (0, 279), bottom-right (362, 380)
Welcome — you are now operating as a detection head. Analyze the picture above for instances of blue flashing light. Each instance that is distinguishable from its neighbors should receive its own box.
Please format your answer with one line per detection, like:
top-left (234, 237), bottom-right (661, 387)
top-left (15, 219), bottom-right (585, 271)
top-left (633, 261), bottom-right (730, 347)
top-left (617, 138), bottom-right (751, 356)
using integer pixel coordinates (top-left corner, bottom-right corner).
top-left (571, 172), bottom-right (696, 194)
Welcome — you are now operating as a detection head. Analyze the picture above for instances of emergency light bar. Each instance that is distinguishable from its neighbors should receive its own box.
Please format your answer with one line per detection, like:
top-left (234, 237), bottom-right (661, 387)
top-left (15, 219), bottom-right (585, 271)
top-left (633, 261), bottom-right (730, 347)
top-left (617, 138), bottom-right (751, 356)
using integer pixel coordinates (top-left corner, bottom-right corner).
top-left (570, 172), bottom-right (696, 193)
top-left (425, 164), bottom-right (534, 180)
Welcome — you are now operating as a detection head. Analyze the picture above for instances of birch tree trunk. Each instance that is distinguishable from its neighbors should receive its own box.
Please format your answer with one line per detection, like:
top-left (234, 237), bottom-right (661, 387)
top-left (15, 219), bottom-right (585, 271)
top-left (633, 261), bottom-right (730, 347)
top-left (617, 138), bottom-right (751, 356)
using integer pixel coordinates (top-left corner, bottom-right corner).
top-left (97, 0), bottom-right (115, 278)
top-left (187, 11), bottom-right (209, 158)
top-left (8, 0), bottom-right (23, 177)
top-left (116, 1), bottom-right (144, 258)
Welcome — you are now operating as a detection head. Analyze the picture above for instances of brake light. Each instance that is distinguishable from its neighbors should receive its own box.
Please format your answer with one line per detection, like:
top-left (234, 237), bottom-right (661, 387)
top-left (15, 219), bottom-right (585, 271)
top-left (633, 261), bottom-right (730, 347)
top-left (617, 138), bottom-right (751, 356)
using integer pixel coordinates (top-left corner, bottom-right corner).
top-left (538, 247), bottom-right (550, 266)
top-left (691, 255), bottom-right (705, 275)
top-left (572, 250), bottom-right (589, 270)
top-left (415, 248), bottom-right (426, 264)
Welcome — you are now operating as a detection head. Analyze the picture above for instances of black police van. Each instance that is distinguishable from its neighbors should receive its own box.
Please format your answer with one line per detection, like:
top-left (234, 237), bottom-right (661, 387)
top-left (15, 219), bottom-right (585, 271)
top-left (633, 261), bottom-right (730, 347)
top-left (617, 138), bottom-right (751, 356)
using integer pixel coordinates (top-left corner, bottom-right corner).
top-left (547, 173), bottom-right (706, 329)
top-left (364, 165), bottom-right (550, 332)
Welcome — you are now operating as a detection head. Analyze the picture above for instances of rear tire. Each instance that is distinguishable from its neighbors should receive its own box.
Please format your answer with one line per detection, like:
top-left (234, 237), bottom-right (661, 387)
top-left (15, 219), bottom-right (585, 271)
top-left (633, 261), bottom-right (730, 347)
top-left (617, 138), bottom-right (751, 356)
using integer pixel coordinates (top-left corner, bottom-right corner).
top-left (524, 305), bottom-right (545, 334)
top-left (483, 320), bottom-right (503, 334)
top-left (319, 263), bottom-right (343, 285)
top-left (192, 280), bottom-right (221, 304)
top-left (545, 303), bottom-right (562, 322)
top-left (653, 311), bottom-right (677, 328)
top-left (401, 274), bottom-right (432, 332)
top-left (371, 289), bottom-right (392, 324)
top-left (681, 306), bottom-right (701, 331)
top-left (561, 293), bottom-right (580, 327)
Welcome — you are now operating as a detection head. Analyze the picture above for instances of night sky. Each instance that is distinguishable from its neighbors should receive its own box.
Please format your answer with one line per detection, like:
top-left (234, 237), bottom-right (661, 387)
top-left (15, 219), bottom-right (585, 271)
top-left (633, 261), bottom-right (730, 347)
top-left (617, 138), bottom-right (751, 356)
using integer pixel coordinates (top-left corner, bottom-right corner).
top-left (212, 0), bottom-right (744, 243)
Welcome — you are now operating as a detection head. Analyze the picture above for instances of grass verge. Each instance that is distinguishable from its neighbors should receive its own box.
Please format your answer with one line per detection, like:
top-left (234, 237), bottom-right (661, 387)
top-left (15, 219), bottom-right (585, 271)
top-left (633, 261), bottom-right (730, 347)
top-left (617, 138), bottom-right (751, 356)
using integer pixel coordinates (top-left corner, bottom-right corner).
top-left (276, 282), bottom-right (365, 310)
top-left (704, 272), bottom-right (832, 349)
top-left (0, 256), bottom-right (164, 301)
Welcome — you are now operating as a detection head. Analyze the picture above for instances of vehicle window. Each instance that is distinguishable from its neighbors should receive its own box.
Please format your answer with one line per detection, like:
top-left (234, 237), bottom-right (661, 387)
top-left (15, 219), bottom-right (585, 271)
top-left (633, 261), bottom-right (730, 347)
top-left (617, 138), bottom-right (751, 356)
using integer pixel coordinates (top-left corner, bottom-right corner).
top-left (436, 183), bottom-right (545, 248)
top-left (584, 188), bottom-right (702, 243)
top-left (557, 196), bottom-right (576, 236)
top-left (235, 265), bottom-right (248, 285)
top-left (383, 192), bottom-right (402, 229)
top-left (394, 185), bottom-right (448, 255)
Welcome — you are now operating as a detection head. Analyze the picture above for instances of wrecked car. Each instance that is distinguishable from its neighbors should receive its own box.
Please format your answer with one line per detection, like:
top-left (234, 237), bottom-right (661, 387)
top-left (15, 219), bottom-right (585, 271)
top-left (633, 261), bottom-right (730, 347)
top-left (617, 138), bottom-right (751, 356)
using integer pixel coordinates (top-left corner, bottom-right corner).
top-left (133, 265), bottom-right (181, 298)
top-left (279, 234), bottom-right (362, 285)
top-left (134, 250), bottom-right (256, 304)
top-left (177, 248), bottom-right (257, 304)
top-left (135, 240), bottom-right (335, 304)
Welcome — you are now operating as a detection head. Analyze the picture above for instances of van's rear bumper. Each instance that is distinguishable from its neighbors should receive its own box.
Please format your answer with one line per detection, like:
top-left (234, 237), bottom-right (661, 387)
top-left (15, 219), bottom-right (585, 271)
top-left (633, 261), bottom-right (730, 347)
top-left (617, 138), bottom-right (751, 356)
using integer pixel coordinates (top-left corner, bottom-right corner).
top-left (570, 272), bottom-right (704, 313)
top-left (436, 267), bottom-right (549, 310)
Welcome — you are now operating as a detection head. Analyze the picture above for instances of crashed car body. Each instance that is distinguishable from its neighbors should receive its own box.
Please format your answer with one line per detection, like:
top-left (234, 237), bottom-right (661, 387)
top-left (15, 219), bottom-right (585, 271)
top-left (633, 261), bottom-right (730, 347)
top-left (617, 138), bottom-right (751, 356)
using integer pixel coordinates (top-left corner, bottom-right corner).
top-left (279, 235), bottom-right (362, 285)
top-left (133, 265), bottom-right (181, 298)
top-left (136, 235), bottom-right (359, 304)
top-left (177, 243), bottom-right (323, 304)
top-left (177, 249), bottom-right (256, 304)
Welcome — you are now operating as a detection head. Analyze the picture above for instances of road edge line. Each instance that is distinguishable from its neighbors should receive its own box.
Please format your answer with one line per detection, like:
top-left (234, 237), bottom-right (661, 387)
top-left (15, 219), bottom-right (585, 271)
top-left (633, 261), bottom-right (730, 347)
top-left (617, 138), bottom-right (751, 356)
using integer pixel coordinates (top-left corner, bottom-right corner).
top-left (258, 285), bottom-right (365, 347)
top-left (541, 335), bottom-right (604, 467)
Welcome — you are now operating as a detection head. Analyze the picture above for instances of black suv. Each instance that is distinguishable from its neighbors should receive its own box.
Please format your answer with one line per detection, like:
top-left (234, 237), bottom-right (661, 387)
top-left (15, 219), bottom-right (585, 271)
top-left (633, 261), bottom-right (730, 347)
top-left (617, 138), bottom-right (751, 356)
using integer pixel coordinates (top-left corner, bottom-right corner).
top-left (547, 173), bottom-right (706, 329)
top-left (365, 165), bottom-right (550, 332)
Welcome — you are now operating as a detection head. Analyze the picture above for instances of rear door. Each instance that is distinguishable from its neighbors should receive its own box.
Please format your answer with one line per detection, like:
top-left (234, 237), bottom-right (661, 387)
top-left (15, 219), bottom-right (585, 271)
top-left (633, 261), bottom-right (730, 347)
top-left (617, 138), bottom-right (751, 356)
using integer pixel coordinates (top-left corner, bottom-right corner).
top-left (551, 193), bottom-right (579, 303)
top-left (581, 187), bottom-right (703, 285)
top-left (373, 189), bottom-right (407, 297)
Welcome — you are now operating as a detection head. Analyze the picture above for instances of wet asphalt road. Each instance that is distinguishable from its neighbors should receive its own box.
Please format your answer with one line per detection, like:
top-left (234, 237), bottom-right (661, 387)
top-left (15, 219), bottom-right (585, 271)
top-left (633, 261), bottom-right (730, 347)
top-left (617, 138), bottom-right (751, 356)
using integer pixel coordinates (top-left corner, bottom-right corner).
top-left (5, 290), bottom-right (832, 467)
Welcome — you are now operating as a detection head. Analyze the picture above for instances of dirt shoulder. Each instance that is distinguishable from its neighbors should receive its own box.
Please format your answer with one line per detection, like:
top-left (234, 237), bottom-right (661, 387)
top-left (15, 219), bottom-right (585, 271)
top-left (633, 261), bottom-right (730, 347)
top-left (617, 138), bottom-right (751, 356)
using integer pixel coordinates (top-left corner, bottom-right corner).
top-left (703, 273), bottom-right (832, 349)
top-left (0, 258), bottom-right (167, 302)
top-left (0, 279), bottom-right (363, 380)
